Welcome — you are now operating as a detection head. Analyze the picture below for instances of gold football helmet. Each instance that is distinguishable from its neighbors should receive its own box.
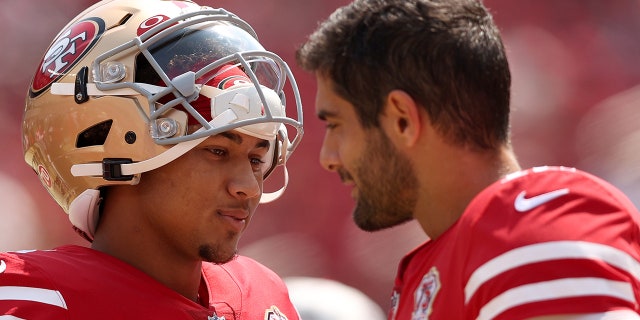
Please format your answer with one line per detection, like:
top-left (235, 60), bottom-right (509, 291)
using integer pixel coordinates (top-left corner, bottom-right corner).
top-left (23, 0), bottom-right (304, 240)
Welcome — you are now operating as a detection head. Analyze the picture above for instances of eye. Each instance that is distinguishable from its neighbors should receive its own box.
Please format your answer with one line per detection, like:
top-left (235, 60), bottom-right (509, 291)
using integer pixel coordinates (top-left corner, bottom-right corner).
top-left (325, 122), bottom-right (338, 130)
top-left (207, 147), bottom-right (227, 157)
top-left (250, 156), bottom-right (266, 172)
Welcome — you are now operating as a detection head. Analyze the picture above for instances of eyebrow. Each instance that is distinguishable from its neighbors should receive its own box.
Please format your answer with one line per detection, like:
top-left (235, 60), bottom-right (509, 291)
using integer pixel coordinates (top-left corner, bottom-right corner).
top-left (219, 131), bottom-right (270, 149)
top-left (316, 109), bottom-right (338, 121)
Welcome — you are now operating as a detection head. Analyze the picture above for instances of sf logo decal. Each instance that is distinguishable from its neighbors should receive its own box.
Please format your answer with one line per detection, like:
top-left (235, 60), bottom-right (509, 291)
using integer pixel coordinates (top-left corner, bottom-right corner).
top-left (30, 17), bottom-right (105, 97)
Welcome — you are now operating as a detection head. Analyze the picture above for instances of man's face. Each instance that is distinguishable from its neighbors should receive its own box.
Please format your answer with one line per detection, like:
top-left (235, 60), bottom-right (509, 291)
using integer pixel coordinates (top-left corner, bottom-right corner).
top-left (315, 74), bottom-right (417, 231)
top-left (131, 130), bottom-right (271, 264)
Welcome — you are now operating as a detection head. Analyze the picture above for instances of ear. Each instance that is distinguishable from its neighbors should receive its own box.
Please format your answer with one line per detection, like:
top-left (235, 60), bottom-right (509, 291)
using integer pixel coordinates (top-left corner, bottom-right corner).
top-left (380, 90), bottom-right (422, 147)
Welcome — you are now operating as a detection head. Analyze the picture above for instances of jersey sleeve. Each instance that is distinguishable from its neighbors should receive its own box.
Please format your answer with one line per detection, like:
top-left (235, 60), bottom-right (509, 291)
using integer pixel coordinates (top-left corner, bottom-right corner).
top-left (0, 251), bottom-right (69, 320)
top-left (461, 167), bottom-right (640, 320)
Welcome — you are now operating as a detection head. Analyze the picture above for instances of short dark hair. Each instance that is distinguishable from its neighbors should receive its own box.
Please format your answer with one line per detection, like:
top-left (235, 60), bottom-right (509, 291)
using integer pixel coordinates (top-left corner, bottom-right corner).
top-left (297, 0), bottom-right (511, 149)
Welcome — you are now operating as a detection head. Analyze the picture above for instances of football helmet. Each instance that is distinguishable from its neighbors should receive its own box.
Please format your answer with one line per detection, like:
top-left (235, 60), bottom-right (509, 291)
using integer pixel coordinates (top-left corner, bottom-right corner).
top-left (23, 0), bottom-right (304, 240)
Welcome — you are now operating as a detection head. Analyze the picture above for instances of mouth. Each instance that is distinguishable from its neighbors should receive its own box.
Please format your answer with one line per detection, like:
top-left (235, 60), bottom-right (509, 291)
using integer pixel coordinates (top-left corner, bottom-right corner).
top-left (344, 180), bottom-right (358, 197)
top-left (337, 170), bottom-right (357, 198)
top-left (350, 187), bottom-right (359, 200)
top-left (217, 209), bottom-right (249, 232)
top-left (337, 169), bottom-right (354, 185)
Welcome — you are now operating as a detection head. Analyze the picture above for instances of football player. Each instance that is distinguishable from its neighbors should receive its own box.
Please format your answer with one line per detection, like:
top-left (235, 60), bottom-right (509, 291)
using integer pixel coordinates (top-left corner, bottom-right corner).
top-left (296, 0), bottom-right (640, 319)
top-left (0, 0), bottom-right (303, 319)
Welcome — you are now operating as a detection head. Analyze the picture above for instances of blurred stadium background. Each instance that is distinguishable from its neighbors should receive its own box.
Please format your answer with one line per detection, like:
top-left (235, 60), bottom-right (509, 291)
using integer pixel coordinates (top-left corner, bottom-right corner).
top-left (1, 0), bottom-right (638, 313)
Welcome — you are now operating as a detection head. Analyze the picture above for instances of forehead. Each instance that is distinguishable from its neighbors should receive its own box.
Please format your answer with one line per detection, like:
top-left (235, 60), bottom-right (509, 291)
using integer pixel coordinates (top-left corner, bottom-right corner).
top-left (203, 130), bottom-right (269, 148)
top-left (314, 73), bottom-right (356, 120)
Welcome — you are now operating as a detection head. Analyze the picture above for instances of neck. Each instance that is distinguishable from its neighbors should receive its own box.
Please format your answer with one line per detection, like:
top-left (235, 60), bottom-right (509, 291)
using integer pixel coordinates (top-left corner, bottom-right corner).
top-left (414, 143), bottom-right (520, 240)
top-left (91, 187), bottom-right (203, 301)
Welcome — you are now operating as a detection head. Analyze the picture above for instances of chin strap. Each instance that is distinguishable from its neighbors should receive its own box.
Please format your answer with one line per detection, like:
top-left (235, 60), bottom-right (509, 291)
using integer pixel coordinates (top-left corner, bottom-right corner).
top-left (70, 109), bottom-right (238, 178)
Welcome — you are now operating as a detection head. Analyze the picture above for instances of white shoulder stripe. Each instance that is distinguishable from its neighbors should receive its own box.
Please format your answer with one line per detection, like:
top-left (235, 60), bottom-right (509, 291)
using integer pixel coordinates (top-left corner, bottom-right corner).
top-left (465, 241), bottom-right (640, 303)
top-left (516, 310), bottom-right (640, 320)
top-left (476, 278), bottom-right (635, 320)
top-left (554, 310), bottom-right (640, 320)
top-left (0, 316), bottom-right (26, 320)
top-left (0, 286), bottom-right (67, 309)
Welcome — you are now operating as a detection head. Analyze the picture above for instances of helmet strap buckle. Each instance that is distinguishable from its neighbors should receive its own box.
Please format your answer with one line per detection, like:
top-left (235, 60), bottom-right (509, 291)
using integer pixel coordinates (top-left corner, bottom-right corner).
top-left (102, 158), bottom-right (134, 181)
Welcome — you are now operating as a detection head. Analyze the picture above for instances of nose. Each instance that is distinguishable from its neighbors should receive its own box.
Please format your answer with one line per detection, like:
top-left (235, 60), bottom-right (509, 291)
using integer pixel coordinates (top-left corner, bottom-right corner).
top-left (228, 163), bottom-right (261, 199)
top-left (319, 136), bottom-right (340, 172)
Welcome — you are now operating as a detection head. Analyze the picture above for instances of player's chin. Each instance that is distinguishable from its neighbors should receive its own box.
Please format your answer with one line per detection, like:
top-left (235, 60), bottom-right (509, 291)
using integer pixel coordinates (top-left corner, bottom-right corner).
top-left (354, 209), bottom-right (388, 231)
top-left (353, 205), bottom-right (412, 232)
top-left (198, 244), bottom-right (238, 264)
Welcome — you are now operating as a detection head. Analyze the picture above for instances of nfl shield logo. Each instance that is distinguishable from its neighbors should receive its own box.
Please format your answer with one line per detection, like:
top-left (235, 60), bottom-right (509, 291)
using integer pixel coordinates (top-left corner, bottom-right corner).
top-left (264, 306), bottom-right (288, 320)
top-left (412, 267), bottom-right (441, 320)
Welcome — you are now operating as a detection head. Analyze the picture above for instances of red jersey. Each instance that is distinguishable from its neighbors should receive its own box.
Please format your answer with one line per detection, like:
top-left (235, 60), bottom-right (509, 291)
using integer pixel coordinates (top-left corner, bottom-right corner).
top-left (390, 166), bottom-right (640, 319)
top-left (0, 245), bottom-right (299, 319)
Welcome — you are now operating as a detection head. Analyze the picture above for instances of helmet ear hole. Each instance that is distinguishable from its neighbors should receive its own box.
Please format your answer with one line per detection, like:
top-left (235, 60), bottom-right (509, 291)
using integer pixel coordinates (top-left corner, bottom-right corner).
top-left (77, 120), bottom-right (113, 148)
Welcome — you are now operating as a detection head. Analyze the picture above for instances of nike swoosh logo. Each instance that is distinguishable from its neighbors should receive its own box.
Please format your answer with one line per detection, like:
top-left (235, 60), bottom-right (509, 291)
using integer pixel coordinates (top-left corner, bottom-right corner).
top-left (0, 259), bottom-right (6, 273)
top-left (515, 188), bottom-right (570, 212)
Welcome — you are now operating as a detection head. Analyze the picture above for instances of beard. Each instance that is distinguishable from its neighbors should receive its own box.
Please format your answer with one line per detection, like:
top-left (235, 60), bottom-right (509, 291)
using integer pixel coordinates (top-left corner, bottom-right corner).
top-left (349, 129), bottom-right (418, 231)
top-left (198, 231), bottom-right (239, 264)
